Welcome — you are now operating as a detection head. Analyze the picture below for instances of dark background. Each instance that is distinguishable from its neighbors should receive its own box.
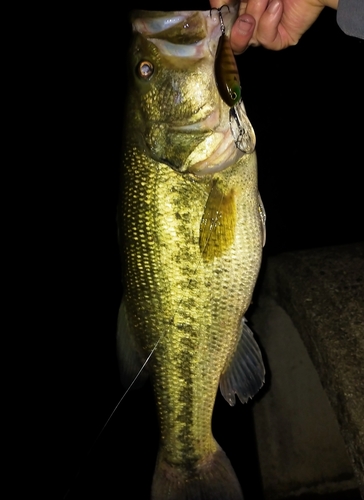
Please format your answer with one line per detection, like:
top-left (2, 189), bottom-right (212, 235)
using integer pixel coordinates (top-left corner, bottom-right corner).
top-left (43, 3), bottom-right (363, 499)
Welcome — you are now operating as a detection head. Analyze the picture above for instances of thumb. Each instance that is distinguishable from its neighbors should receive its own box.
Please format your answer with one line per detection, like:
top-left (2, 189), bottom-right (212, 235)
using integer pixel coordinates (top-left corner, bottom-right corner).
top-left (231, 14), bottom-right (256, 54)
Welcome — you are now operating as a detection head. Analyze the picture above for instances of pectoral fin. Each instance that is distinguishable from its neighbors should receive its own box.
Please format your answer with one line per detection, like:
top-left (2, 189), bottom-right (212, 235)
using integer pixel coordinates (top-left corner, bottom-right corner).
top-left (220, 317), bottom-right (265, 405)
top-left (199, 181), bottom-right (236, 261)
top-left (116, 299), bottom-right (149, 389)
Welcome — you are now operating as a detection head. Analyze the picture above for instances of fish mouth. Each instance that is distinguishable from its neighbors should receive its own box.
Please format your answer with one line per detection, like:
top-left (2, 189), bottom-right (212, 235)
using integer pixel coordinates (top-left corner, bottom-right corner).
top-left (132, 6), bottom-right (237, 58)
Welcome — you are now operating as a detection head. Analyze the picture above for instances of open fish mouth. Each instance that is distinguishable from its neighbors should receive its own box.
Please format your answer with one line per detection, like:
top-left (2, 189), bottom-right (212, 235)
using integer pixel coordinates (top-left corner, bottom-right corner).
top-left (132, 10), bottom-right (224, 57)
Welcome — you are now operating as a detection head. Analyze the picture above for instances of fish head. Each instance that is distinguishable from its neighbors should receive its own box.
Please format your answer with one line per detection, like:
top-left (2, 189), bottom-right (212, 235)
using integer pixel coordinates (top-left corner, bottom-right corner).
top-left (127, 6), bottom-right (255, 176)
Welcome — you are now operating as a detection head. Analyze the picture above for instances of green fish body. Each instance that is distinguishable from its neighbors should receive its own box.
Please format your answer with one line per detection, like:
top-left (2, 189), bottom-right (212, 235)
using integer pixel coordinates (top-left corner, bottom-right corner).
top-left (117, 5), bottom-right (265, 499)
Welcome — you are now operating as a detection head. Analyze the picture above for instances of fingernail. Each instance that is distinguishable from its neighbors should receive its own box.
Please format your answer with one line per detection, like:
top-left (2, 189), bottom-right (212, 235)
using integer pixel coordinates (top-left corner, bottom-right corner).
top-left (267, 0), bottom-right (280, 14)
top-left (237, 18), bottom-right (253, 36)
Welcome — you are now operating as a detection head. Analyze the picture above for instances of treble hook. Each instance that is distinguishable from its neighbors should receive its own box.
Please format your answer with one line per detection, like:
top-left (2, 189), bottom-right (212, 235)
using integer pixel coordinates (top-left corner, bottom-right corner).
top-left (210, 5), bottom-right (230, 35)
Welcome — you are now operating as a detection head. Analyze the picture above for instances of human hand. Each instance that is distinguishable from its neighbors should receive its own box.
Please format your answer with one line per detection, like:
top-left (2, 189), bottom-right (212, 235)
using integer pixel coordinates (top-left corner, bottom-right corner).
top-left (211, 0), bottom-right (338, 53)
top-left (209, 0), bottom-right (257, 53)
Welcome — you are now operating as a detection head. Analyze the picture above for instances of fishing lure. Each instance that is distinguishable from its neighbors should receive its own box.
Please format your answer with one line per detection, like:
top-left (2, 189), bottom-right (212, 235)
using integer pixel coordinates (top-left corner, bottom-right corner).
top-left (212, 6), bottom-right (256, 155)
top-left (213, 5), bottom-right (241, 107)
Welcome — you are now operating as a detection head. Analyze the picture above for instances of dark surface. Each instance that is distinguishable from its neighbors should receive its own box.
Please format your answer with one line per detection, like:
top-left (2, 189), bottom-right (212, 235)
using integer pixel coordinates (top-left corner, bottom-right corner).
top-left (263, 243), bottom-right (364, 492)
top-left (40, 3), bottom-right (364, 499)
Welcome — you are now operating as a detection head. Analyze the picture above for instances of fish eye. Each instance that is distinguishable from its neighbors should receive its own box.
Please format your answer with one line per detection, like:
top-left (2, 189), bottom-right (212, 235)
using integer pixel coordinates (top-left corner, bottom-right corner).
top-left (137, 60), bottom-right (154, 80)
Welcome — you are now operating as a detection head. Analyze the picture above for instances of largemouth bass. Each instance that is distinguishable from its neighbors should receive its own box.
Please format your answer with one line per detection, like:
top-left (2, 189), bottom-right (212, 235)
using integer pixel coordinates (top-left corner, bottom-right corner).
top-left (117, 4), bottom-right (265, 499)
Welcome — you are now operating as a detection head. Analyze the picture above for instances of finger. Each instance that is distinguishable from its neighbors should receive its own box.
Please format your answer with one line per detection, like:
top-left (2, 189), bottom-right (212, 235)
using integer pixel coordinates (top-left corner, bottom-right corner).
top-left (237, 1), bottom-right (248, 17)
top-left (250, 0), bottom-right (284, 49)
top-left (230, 14), bottom-right (256, 54)
top-left (245, 0), bottom-right (271, 25)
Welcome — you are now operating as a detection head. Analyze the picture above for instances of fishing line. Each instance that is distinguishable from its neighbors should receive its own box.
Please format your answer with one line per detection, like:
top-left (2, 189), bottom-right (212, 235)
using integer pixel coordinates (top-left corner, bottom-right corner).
top-left (62, 338), bottom-right (161, 500)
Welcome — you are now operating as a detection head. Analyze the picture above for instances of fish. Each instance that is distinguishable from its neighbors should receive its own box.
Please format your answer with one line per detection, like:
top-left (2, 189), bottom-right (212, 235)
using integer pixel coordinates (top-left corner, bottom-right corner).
top-left (117, 3), bottom-right (266, 499)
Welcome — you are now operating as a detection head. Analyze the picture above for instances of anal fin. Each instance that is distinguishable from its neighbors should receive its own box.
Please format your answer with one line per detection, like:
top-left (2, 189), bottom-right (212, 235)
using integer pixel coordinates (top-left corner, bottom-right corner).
top-left (220, 317), bottom-right (265, 405)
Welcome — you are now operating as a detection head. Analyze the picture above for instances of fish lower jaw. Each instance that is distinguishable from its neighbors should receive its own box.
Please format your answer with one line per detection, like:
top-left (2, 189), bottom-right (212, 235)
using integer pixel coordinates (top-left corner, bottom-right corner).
top-left (187, 127), bottom-right (244, 176)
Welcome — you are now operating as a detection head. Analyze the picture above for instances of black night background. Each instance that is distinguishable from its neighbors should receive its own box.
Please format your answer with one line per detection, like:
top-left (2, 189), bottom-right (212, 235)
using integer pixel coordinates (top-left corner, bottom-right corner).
top-left (40, 2), bottom-right (363, 499)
